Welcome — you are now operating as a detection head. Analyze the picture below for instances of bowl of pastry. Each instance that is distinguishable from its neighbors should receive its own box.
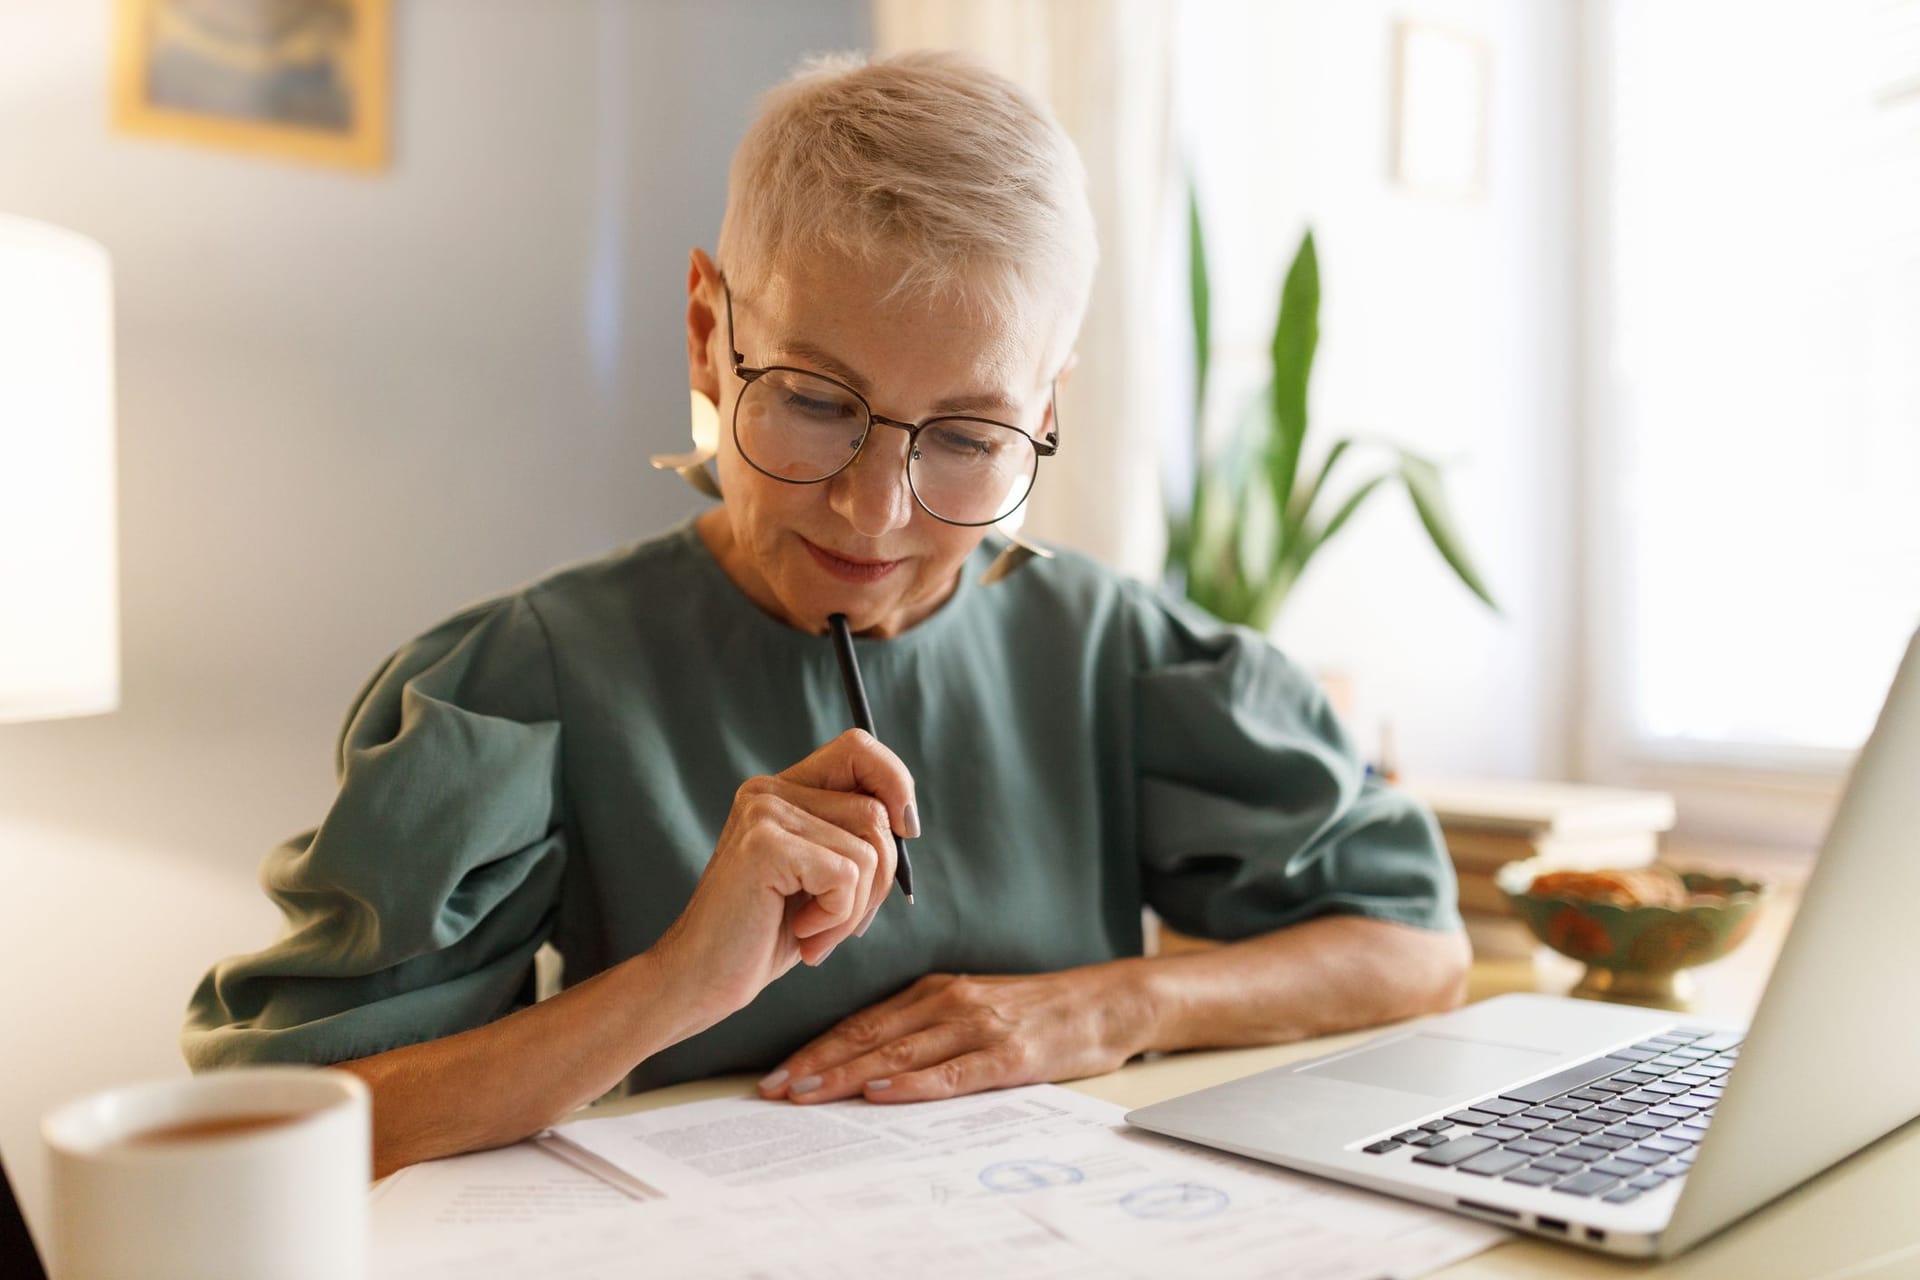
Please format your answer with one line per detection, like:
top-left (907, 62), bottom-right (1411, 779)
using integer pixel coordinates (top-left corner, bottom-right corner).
top-left (1495, 861), bottom-right (1769, 1009)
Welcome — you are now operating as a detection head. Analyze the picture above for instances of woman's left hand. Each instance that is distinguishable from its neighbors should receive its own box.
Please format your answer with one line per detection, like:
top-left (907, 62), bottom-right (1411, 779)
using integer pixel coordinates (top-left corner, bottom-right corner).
top-left (758, 965), bottom-right (1153, 1105)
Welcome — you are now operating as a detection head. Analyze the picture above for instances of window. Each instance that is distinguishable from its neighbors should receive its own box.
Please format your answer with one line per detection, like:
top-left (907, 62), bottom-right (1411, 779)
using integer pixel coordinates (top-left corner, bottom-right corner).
top-left (1595, 0), bottom-right (1920, 766)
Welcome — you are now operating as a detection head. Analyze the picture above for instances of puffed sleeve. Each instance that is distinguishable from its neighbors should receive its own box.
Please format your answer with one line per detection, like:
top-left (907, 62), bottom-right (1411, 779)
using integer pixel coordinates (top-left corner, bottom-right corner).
top-left (1130, 590), bottom-right (1459, 941)
top-left (182, 592), bottom-right (567, 1070)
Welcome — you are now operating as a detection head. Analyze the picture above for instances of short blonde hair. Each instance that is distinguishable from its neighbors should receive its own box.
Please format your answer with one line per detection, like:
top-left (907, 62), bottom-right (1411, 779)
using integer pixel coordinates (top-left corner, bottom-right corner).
top-left (716, 49), bottom-right (1098, 378)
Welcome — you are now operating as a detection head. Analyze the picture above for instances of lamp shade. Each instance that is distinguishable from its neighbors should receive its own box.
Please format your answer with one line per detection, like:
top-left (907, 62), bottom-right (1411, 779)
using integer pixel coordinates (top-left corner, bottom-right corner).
top-left (0, 214), bottom-right (119, 723)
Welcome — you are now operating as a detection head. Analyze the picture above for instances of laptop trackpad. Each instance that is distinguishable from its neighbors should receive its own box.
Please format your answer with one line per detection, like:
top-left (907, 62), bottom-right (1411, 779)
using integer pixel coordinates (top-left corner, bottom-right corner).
top-left (1296, 1033), bottom-right (1561, 1098)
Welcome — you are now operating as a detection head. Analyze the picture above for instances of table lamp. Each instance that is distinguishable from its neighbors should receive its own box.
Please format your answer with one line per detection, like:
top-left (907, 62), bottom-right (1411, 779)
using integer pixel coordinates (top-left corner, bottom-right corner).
top-left (0, 212), bottom-right (116, 1279)
top-left (0, 212), bottom-right (119, 723)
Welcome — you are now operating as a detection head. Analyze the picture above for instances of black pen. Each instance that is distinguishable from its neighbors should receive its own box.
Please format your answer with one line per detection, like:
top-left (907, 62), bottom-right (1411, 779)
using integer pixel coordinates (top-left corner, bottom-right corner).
top-left (826, 613), bottom-right (917, 904)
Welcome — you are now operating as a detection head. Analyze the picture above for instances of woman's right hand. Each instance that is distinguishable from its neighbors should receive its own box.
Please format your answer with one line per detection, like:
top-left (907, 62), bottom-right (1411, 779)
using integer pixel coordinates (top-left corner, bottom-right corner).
top-left (652, 728), bottom-right (918, 1017)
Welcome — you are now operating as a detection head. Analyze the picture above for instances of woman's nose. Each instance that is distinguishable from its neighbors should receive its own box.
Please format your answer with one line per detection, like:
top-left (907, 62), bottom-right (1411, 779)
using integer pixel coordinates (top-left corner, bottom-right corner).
top-left (827, 427), bottom-right (915, 537)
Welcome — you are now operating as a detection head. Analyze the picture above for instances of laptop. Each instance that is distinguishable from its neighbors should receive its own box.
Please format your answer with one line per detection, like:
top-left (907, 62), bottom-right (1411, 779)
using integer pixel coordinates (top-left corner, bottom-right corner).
top-left (1128, 628), bottom-right (1920, 1258)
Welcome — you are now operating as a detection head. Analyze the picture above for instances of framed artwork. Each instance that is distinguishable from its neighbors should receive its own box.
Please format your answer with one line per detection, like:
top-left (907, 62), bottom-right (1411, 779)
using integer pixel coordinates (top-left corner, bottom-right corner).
top-left (111, 0), bottom-right (390, 171)
top-left (1389, 19), bottom-right (1490, 200)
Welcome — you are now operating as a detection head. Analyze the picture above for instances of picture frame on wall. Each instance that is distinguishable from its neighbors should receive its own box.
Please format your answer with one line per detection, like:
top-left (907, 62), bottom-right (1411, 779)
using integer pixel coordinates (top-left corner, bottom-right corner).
top-left (1389, 18), bottom-right (1490, 200)
top-left (110, 0), bottom-right (390, 171)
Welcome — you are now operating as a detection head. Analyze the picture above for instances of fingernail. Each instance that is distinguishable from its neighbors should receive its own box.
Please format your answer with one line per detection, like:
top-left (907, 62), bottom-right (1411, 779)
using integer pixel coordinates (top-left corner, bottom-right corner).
top-left (867, 1078), bottom-right (892, 1092)
top-left (903, 801), bottom-right (921, 839)
top-left (758, 1069), bottom-right (788, 1091)
top-left (855, 905), bottom-right (879, 937)
top-left (790, 1075), bottom-right (822, 1096)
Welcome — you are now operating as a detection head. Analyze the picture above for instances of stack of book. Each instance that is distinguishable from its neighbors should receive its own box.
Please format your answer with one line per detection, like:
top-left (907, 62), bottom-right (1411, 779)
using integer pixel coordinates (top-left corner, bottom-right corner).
top-left (1404, 778), bottom-right (1678, 960)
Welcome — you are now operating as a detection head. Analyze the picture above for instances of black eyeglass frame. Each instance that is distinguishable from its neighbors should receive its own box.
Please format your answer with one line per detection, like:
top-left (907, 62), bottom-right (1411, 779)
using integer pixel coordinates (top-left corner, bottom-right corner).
top-left (720, 278), bottom-right (1060, 529)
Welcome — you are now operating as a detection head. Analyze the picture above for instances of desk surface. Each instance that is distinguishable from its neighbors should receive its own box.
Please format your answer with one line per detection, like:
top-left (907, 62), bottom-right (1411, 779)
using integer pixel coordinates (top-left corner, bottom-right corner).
top-left (589, 883), bottom-right (1920, 1279)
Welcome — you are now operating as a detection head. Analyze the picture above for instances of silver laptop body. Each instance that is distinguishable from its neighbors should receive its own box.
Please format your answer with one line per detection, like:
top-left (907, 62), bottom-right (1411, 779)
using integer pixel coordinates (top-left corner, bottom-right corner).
top-left (1127, 629), bottom-right (1920, 1258)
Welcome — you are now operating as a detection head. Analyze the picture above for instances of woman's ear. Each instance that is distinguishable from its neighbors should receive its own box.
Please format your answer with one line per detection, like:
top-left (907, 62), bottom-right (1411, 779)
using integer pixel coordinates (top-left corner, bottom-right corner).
top-left (1038, 350), bottom-right (1078, 438)
top-left (686, 248), bottom-right (725, 403)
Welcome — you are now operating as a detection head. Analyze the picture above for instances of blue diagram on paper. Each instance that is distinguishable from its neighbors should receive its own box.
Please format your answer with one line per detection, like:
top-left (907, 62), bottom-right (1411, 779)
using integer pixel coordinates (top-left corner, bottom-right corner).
top-left (977, 1160), bottom-right (1087, 1193)
top-left (1118, 1181), bottom-right (1231, 1220)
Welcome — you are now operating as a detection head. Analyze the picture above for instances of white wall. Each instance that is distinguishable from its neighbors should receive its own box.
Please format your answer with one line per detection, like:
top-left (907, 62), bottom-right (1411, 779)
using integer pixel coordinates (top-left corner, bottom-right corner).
top-left (0, 0), bottom-right (866, 1247)
top-left (1174, 0), bottom-right (1579, 780)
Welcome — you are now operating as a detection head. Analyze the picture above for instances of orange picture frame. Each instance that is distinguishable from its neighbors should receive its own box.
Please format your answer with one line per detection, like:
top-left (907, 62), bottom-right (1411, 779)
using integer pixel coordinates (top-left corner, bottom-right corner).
top-left (110, 0), bottom-right (390, 171)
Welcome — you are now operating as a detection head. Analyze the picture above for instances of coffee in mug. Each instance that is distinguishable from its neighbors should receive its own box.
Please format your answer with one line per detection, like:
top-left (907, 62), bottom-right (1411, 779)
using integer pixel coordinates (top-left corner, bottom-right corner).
top-left (111, 1110), bottom-right (310, 1148)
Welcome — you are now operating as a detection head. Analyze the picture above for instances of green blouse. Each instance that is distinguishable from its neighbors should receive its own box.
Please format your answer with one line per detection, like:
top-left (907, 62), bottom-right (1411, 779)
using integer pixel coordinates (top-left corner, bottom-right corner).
top-left (183, 520), bottom-right (1459, 1092)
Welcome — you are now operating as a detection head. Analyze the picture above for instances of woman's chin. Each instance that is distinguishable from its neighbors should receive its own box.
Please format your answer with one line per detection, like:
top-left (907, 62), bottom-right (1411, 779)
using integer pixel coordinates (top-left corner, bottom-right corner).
top-left (794, 595), bottom-right (903, 638)
top-left (769, 575), bottom-right (893, 637)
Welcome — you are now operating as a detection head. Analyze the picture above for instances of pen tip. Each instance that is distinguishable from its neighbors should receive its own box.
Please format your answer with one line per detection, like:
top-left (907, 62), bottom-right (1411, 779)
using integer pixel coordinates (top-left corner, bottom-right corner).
top-left (906, 893), bottom-right (916, 905)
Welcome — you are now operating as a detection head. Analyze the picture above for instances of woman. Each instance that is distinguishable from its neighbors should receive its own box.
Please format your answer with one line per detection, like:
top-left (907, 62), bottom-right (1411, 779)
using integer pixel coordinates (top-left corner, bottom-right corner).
top-left (184, 50), bottom-right (1467, 1180)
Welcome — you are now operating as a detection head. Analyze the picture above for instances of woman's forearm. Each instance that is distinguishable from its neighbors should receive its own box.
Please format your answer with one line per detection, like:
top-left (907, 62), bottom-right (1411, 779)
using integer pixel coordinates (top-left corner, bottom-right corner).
top-left (334, 947), bottom-right (729, 1180)
top-left (1112, 915), bottom-right (1470, 1058)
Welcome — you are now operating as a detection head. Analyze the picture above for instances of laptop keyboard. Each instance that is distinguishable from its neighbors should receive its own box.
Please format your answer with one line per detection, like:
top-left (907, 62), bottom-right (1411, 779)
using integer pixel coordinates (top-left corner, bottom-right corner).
top-left (1361, 1026), bottom-right (1743, 1205)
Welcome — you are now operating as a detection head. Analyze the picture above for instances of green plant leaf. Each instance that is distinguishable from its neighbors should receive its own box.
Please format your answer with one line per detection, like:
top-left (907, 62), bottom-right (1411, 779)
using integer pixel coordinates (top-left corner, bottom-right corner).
top-left (1202, 383), bottom-right (1275, 624)
top-left (1249, 552), bottom-right (1302, 632)
top-left (1265, 230), bottom-right (1319, 540)
top-left (1396, 450), bottom-right (1501, 613)
top-left (1188, 180), bottom-right (1211, 425)
top-left (1164, 513), bottom-right (1191, 591)
top-left (1171, 174), bottom-right (1214, 589)
top-left (1189, 459), bottom-right (1243, 617)
top-left (1307, 469), bottom-right (1393, 556)
top-left (1236, 470), bottom-right (1278, 588)
top-left (1224, 381), bottom-right (1271, 480)
top-left (1287, 436), bottom-right (1352, 535)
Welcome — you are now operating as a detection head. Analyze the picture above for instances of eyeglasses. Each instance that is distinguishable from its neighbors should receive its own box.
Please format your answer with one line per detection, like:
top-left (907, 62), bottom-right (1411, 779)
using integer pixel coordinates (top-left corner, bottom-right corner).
top-left (720, 277), bottom-right (1059, 527)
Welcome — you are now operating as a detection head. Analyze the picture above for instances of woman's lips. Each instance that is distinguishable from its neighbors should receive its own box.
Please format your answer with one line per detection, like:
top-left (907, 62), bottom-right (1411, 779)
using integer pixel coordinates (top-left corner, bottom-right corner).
top-left (802, 538), bottom-right (903, 584)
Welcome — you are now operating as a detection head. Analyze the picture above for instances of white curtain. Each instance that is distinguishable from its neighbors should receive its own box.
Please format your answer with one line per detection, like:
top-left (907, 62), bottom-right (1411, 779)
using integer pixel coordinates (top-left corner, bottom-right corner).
top-left (872, 0), bottom-right (1176, 583)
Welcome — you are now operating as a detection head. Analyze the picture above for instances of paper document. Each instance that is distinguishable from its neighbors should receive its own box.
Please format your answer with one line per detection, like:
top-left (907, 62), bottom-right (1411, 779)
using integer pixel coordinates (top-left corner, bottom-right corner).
top-left (372, 1141), bottom-right (1107, 1279)
top-left (1000, 1122), bottom-right (1504, 1279)
top-left (545, 1081), bottom-right (1117, 1197)
top-left (542, 1084), bottom-right (1505, 1278)
top-left (372, 1085), bottom-right (1506, 1279)
top-left (370, 1141), bottom-right (639, 1274)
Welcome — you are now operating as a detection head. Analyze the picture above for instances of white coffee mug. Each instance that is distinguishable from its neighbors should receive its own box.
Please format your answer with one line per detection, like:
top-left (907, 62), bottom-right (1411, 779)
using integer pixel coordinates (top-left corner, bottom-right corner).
top-left (41, 1066), bottom-right (370, 1280)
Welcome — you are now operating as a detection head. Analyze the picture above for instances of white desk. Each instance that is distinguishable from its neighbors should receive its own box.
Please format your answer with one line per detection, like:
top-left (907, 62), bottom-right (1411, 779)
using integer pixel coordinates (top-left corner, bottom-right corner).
top-left (586, 883), bottom-right (1920, 1278)
top-left (581, 1051), bottom-right (1918, 1279)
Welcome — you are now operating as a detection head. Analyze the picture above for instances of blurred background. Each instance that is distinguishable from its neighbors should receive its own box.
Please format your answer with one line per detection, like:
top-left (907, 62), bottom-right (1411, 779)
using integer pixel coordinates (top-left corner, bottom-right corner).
top-left (2, 0), bottom-right (1915, 1241)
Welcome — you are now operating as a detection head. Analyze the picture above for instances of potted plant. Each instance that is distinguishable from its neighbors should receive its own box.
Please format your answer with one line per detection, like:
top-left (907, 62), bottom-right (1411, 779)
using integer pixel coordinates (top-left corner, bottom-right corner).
top-left (1165, 202), bottom-right (1499, 630)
